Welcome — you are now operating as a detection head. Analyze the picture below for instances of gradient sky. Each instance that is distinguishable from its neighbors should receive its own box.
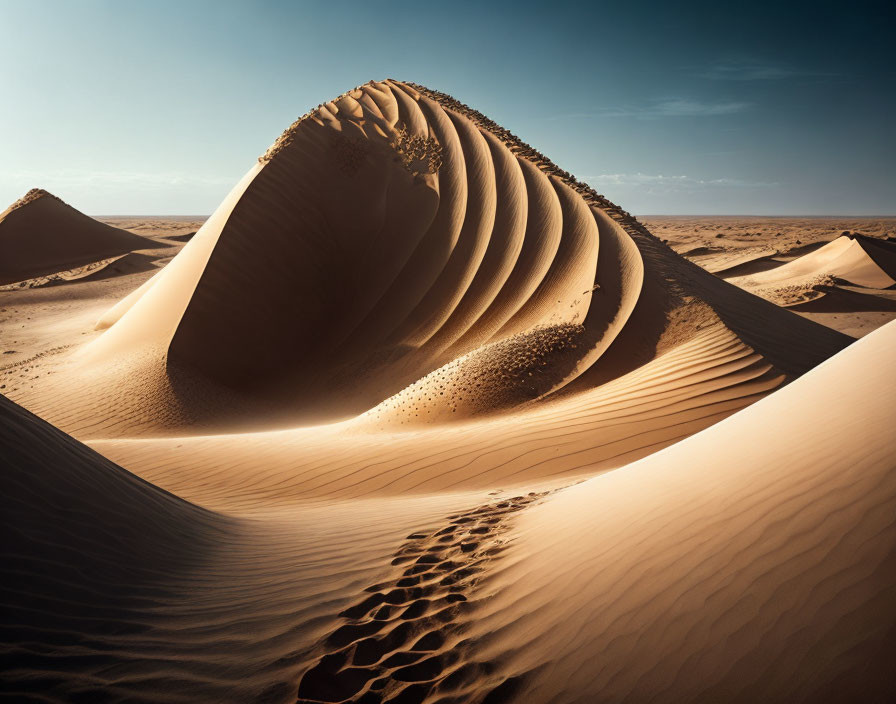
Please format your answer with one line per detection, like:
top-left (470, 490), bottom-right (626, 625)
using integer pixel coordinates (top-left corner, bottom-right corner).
top-left (1, 0), bottom-right (893, 215)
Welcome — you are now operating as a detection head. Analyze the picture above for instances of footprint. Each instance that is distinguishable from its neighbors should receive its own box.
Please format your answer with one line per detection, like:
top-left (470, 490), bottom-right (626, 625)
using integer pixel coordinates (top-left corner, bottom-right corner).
top-left (297, 488), bottom-right (554, 702)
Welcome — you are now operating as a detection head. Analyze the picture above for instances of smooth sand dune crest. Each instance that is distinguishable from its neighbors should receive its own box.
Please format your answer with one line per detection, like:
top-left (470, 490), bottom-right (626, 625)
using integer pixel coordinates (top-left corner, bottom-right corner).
top-left (82, 164), bottom-right (263, 352)
top-left (0, 189), bottom-right (164, 286)
top-left (10, 80), bottom-right (849, 441)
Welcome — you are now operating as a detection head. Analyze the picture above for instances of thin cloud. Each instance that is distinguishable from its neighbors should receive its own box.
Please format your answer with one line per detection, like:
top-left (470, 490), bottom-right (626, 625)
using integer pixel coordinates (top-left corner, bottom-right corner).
top-left (556, 99), bottom-right (751, 120)
top-left (697, 59), bottom-right (839, 81)
top-left (3, 169), bottom-right (235, 190)
top-left (588, 172), bottom-right (777, 192)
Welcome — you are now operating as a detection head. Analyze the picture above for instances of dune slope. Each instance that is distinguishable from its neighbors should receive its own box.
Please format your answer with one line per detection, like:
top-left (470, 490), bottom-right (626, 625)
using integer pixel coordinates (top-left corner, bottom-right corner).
top-left (286, 322), bottom-right (896, 703)
top-left (0, 393), bottom-right (234, 699)
top-left (451, 320), bottom-right (896, 703)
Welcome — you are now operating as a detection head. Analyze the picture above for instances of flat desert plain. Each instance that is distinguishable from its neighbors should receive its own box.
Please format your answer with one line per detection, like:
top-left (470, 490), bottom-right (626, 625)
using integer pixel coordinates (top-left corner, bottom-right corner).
top-left (2, 80), bottom-right (894, 704)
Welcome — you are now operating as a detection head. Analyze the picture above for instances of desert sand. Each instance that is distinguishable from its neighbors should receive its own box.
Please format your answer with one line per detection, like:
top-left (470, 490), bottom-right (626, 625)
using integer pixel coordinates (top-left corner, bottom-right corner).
top-left (2, 80), bottom-right (894, 703)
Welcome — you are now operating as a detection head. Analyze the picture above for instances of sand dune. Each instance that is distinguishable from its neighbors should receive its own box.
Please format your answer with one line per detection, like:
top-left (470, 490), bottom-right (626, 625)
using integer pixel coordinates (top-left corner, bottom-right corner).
top-left (452, 320), bottom-right (896, 703)
top-left (12, 80), bottom-right (847, 440)
top-left (3, 80), bottom-right (892, 703)
top-left (720, 233), bottom-right (896, 335)
top-left (0, 189), bottom-right (164, 286)
top-left (0, 392), bottom-right (233, 699)
top-left (729, 234), bottom-right (895, 293)
top-left (651, 219), bottom-right (896, 337)
top-left (0, 251), bottom-right (162, 291)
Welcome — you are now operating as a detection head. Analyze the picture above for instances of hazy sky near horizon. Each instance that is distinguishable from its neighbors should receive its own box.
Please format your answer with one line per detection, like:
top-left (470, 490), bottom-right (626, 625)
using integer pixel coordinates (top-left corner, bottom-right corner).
top-left (1, 0), bottom-right (893, 215)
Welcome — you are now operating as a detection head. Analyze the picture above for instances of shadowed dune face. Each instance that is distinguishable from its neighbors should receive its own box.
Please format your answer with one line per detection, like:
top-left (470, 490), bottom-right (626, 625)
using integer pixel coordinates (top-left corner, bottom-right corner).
top-left (0, 394), bottom-right (234, 696)
top-left (67, 79), bottom-right (849, 435)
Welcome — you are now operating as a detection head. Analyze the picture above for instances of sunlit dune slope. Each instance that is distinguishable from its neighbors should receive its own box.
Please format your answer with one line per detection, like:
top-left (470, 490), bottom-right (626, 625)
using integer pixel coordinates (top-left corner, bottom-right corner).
top-left (469, 320), bottom-right (896, 702)
top-left (0, 189), bottom-right (164, 285)
top-left (289, 321), bottom-right (896, 704)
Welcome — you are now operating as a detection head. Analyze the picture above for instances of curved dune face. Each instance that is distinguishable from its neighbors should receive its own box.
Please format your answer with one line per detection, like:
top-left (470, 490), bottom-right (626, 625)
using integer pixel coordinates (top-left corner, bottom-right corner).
top-left (61, 79), bottom-right (848, 438)
top-left (723, 234), bottom-right (896, 311)
top-left (163, 81), bottom-right (621, 421)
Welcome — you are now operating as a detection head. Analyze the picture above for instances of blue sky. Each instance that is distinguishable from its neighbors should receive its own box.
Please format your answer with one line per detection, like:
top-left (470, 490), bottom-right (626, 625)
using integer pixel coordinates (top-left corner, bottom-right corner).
top-left (1, 0), bottom-right (892, 215)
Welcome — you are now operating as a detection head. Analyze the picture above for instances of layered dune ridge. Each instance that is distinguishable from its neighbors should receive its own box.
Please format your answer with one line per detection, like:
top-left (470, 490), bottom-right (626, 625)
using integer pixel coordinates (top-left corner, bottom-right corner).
top-left (3, 79), bottom-right (894, 703)
top-left (0, 188), bottom-right (164, 286)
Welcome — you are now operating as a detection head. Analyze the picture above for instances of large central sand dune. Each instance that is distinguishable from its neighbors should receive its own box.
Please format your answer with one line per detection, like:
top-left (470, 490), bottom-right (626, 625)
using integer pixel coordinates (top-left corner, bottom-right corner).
top-left (16, 81), bottom-right (847, 446)
top-left (2, 80), bottom-right (892, 702)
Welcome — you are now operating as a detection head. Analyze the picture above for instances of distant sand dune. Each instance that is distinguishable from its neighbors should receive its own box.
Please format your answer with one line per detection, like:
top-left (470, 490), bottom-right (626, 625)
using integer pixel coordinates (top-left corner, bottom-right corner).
top-left (0, 189), bottom-right (164, 285)
top-left (727, 234), bottom-right (896, 308)
top-left (0, 251), bottom-right (162, 291)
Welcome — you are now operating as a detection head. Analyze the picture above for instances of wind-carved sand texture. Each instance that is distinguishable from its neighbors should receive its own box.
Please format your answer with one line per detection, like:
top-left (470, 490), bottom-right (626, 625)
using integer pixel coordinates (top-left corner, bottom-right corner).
top-left (391, 123), bottom-right (444, 174)
top-left (2, 80), bottom-right (894, 703)
top-left (10, 79), bottom-right (849, 440)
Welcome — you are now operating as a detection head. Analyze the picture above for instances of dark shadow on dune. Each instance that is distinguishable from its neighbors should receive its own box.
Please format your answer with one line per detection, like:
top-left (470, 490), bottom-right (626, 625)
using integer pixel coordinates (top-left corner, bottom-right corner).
top-left (0, 394), bottom-right (235, 698)
top-left (789, 285), bottom-right (896, 313)
top-left (717, 256), bottom-right (788, 279)
top-left (855, 235), bottom-right (896, 280)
